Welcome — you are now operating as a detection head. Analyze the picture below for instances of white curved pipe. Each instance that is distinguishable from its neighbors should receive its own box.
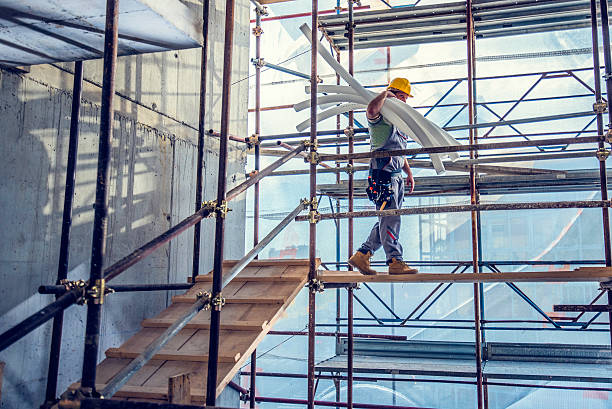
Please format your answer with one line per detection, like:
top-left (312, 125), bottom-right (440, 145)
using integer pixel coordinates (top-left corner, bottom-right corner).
top-left (296, 103), bottom-right (366, 132)
top-left (294, 93), bottom-right (367, 112)
top-left (299, 23), bottom-right (454, 171)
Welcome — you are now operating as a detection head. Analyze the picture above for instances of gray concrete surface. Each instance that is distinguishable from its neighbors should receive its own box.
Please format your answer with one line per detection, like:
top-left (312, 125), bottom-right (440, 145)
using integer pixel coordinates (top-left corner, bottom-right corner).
top-left (0, 0), bottom-right (250, 407)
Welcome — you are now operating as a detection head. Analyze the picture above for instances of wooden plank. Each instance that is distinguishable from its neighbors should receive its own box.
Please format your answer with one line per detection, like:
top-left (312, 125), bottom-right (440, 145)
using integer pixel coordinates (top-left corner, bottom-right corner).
top-left (105, 348), bottom-right (239, 363)
top-left (213, 266), bottom-right (310, 398)
top-left (142, 318), bottom-right (266, 331)
top-left (150, 303), bottom-right (279, 324)
top-left (318, 269), bottom-right (612, 283)
top-left (168, 373), bottom-right (191, 404)
top-left (171, 295), bottom-right (286, 304)
top-left (221, 259), bottom-right (311, 267)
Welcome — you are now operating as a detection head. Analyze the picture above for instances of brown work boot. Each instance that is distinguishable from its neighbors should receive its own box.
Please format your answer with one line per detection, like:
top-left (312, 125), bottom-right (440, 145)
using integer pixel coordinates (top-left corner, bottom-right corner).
top-left (348, 251), bottom-right (376, 275)
top-left (388, 258), bottom-right (418, 275)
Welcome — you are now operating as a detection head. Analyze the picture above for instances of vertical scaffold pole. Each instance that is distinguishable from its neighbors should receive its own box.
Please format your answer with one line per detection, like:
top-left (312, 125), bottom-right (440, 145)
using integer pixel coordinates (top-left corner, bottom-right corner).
top-left (251, 6), bottom-right (264, 406)
top-left (206, 0), bottom-right (236, 402)
top-left (80, 0), bottom-right (119, 393)
top-left (597, 0), bottom-right (612, 349)
top-left (192, 0), bottom-right (211, 282)
top-left (307, 0), bottom-right (319, 407)
top-left (346, 2), bottom-right (355, 407)
top-left (43, 60), bottom-right (84, 407)
top-left (467, 1), bottom-right (484, 408)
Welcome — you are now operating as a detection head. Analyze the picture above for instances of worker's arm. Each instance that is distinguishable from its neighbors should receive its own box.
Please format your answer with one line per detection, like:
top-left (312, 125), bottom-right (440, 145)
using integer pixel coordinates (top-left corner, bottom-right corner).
top-left (403, 158), bottom-right (415, 194)
top-left (366, 90), bottom-right (396, 120)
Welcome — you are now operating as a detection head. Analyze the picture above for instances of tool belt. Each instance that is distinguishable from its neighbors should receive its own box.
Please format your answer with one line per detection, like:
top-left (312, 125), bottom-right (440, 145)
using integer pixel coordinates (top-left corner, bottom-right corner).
top-left (366, 169), bottom-right (398, 207)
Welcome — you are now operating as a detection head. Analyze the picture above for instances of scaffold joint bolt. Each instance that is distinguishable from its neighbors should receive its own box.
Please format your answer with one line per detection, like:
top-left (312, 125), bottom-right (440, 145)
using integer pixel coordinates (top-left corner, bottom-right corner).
top-left (593, 100), bottom-right (608, 114)
top-left (247, 134), bottom-right (259, 148)
top-left (308, 210), bottom-right (321, 224)
top-left (303, 140), bottom-right (319, 150)
top-left (87, 279), bottom-right (113, 305)
top-left (304, 151), bottom-right (321, 165)
top-left (252, 26), bottom-right (264, 36)
top-left (251, 58), bottom-right (265, 68)
top-left (308, 278), bottom-right (325, 293)
top-left (202, 200), bottom-right (232, 218)
top-left (196, 291), bottom-right (212, 310)
top-left (255, 5), bottom-right (269, 16)
top-left (344, 164), bottom-right (355, 175)
top-left (596, 148), bottom-right (610, 161)
top-left (59, 279), bottom-right (88, 305)
top-left (606, 128), bottom-right (612, 144)
top-left (247, 170), bottom-right (259, 178)
top-left (344, 126), bottom-right (355, 138)
top-left (211, 292), bottom-right (226, 311)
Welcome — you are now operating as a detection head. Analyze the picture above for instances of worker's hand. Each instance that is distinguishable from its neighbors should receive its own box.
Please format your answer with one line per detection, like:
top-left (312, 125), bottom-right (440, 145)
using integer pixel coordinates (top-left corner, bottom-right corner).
top-left (407, 174), bottom-right (415, 194)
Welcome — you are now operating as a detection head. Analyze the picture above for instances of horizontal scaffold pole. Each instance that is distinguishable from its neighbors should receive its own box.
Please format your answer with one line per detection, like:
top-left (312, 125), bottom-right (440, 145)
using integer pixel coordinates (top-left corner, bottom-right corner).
top-left (317, 136), bottom-right (602, 162)
top-left (296, 200), bottom-right (612, 221)
top-left (0, 143), bottom-right (307, 353)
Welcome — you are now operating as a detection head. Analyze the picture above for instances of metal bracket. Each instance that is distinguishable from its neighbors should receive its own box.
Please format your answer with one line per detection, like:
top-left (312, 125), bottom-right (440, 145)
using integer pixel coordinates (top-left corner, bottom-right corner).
top-left (59, 386), bottom-right (102, 407)
top-left (594, 100), bottom-right (608, 114)
top-left (308, 278), bottom-right (325, 293)
top-left (252, 26), bottom-right (263, 37)
top-left (316, 75), bottom-right (323, 84)
top-left (344, 126), bottom-right (355, 138)
top-left (87, 278), bottom-right (114, 305)
top-left (246, 170), bottom-right (259, 178)
top-left (202, 200), bottom-right (232, 218)
top-left (344, 164), bottom-right (355, 175)
top-left (304, 151), bottom-right (321, 165)
top-left (251, 57), bottom-right (265, 68)
top-left (247, 133), bottom-right (259, 149)
top-left (59, 279), bottom-right (88, 305)
top-left (211, 292), bottom-right (226, 311)
top-left (303, 197), bottom-right (320, 224)
top-left (255, 5), bottom-right (269, 16)
top-left (303, 140), bottom-right (319, 150)
top-left (596, 148), bottom-right (610, 161)
top-left (196, 291), bottom-right (213, 310)
top-left (606, 128), bottom-right (612, 145)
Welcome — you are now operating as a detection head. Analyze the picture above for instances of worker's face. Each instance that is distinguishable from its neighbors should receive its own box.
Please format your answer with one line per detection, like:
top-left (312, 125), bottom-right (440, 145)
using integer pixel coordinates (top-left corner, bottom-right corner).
top-left (391, 90), bottom-right (410, 103)
top-left (396, 91), bottom-right (410, 103)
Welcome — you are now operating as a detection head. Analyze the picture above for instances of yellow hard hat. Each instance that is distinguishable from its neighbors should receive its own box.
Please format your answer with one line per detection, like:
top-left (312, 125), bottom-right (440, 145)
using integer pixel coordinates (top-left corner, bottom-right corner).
top-left (387, 77), bottom-right (413, 97)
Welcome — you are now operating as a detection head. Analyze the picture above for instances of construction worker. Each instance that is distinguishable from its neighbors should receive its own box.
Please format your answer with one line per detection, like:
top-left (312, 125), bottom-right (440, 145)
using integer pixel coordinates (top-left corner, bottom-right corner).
top-left (348, 77), bottom-right (418, 275)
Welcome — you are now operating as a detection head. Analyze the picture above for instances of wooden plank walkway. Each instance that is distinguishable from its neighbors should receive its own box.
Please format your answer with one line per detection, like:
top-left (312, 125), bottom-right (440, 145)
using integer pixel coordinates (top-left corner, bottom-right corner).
top-left (67, 259), bottom-right (318, 404)
top-left (318, 267), bottom-right (612, 283)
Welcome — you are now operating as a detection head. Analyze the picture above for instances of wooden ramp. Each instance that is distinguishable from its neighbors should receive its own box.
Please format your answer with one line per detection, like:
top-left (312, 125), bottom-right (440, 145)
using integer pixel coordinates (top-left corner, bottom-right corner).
top-left (319, 266), bottom-right (612, 283)
top-left (71, 259), bottom-right (316, 404)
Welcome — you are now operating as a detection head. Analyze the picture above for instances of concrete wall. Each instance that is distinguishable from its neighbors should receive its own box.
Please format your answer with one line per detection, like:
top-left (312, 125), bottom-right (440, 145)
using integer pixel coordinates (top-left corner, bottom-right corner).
top-left (0, 0), bottom-right (251, 407)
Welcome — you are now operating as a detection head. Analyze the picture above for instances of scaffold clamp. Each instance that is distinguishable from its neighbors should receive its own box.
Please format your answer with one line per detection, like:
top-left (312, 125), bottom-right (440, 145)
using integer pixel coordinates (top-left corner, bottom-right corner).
top-left (345, 164), bottom-right (355, 175)
top-left (606, 128), bottom-right (612, 144)
top-left (593, 100), bottom-right (608, 114)
top-left (251, 58), bottom-right (265, 68)
top-left (247, 170), bottom-right (259, 178)
top-left (211, 292), bottom-right (226, 311)
top-left (344, 126), bottom-right (355, 138)
top-left (196, 291), bottom-right (213, 310)
top-left (252, 26), bottom-right (263, 37)
top-left (596, 148), bottom-right (610, 161)
top-left (255, 5), bottom-right (269, 16)
top-left (59, 279), bottom-right (88, 305)
top-left (308, 278), bottom-right (325, 293)
top-left (305, 151), bottom-right (321, 165)
top-left (202, 200), bottom-right (232, 218)
top-left (303, 139), bottom-right (319, 150)
top-left (247, 134), bottom-right (259, 148)
top-left (87, 278), bottom-right (114, 305)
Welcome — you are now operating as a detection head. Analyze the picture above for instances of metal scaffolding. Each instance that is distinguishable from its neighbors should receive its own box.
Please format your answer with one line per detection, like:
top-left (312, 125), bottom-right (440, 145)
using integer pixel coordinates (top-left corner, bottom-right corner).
top-left (3, 0), bottom-right (612, 408)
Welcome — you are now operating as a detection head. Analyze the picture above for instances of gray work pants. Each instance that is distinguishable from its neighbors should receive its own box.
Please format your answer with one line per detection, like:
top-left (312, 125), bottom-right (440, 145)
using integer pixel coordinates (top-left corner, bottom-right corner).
top-left (359, 175), bottom-right (404, 262)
